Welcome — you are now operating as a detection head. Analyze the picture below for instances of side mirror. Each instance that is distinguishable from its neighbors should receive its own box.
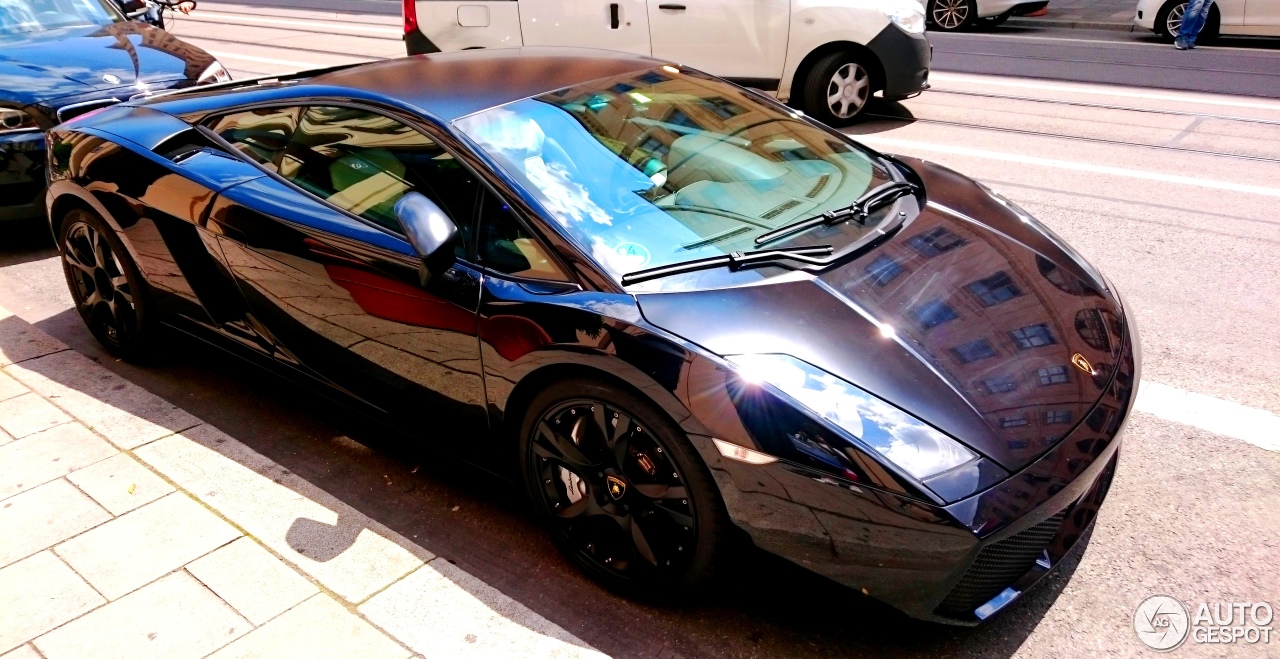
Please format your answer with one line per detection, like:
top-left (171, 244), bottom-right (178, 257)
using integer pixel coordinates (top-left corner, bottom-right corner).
top-left (395, 192), bottom-right (458, 281)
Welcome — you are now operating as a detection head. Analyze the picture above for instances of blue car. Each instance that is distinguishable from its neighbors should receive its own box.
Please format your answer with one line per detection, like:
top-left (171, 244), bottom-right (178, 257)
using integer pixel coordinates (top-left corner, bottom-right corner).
top-left (45, 50), bottom-right (1136, 625)
top-left (1, 0), bottom-right (227, 221)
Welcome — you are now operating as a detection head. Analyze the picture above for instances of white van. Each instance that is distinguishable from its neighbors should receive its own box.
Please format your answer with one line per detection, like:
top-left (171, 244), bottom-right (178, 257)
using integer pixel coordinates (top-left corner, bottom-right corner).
top-left (1134, 0), bottom-right (1280, 39)
top-left (402, 0), bottom-right (932, 124)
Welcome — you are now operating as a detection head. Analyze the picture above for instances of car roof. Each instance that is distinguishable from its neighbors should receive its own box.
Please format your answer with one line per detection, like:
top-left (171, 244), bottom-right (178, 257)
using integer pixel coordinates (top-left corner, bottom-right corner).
top-left (156, 47), bottom-right (665, 123)
top-left (319, 47), bottom-right (664, 120)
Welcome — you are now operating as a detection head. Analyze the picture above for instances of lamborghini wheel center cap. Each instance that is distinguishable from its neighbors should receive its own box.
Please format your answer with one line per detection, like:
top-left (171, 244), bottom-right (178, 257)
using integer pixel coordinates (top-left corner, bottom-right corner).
top-left (606, 475), bottom-right (627, 500)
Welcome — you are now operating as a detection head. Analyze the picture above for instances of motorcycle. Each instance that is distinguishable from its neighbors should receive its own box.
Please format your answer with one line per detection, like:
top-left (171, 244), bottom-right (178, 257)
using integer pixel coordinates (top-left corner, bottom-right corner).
top-left (119, 0), bottom-right (197, 30)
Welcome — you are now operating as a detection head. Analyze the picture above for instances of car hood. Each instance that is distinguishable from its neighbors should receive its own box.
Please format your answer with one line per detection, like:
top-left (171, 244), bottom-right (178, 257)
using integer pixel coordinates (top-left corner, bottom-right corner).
top-left (636, 158), bottom-right (1127, 472)
top-left (0, 22), bottom-right (213, 106)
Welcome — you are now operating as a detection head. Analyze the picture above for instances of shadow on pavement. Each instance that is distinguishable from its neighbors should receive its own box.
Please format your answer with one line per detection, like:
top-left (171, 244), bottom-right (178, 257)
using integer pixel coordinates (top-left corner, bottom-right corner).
top-left (11, 299), bottom-right (1088, 658)
top-left (0, 217), bottom-right (56, 268)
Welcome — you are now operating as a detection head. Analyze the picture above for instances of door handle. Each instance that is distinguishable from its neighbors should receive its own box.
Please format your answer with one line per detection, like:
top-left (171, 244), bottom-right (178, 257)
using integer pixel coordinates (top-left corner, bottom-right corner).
top-left (609, 3), bottom-right (620, 28)
top-left (658, 3), bottom-right (686, 9)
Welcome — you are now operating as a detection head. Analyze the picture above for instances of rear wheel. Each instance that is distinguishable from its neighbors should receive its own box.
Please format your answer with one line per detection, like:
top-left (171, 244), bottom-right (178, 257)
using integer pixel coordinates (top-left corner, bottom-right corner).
top-left (801, 51), bottom-right (875, 126)
top-left (518, 378), bottom-right (728, 596)
top-left (929, 0), bottom-right (977, 30)
top-left (58, 208), bottom-right (154, 360)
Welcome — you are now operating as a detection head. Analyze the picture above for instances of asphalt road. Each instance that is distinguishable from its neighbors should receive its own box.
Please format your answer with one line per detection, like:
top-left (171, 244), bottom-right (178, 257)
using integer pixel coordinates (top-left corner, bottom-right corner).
top-left (3, 7), bottom-right (1279, 657)
top-left (929, 28), bottom-right (1280, 99)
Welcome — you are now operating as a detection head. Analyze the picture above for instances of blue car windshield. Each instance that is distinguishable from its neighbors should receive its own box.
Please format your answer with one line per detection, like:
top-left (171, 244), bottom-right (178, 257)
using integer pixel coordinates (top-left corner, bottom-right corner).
top-left (0, 0), bottom-right (121, 34)
top-left (455, 67), bottom-right (890, 287)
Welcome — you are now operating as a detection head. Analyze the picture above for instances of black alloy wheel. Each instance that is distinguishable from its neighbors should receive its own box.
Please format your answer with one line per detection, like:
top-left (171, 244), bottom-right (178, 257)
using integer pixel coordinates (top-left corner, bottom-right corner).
top-left (519, 379), bottom-right (727, 595)
top-left (59, 208), bottom-right (152, 359)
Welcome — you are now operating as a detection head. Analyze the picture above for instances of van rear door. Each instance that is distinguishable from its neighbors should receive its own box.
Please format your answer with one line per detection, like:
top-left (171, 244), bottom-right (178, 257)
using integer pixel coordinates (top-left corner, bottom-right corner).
top-left (519, 0), bottom-right (652, 54)
top-left (646, 0), bottom-right (788, 86)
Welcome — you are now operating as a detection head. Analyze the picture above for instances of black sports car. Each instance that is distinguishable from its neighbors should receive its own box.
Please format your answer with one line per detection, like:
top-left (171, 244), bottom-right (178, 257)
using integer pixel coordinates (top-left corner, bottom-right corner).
top-left (1, 0), bottom-right (226, 221)
top-left (45, 49), bottom-right (1138, 625)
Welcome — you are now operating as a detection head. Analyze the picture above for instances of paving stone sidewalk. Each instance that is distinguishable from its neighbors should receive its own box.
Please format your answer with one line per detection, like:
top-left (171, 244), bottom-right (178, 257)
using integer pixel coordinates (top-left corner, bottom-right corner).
top-left (0, 304), bottom-right (604, 659)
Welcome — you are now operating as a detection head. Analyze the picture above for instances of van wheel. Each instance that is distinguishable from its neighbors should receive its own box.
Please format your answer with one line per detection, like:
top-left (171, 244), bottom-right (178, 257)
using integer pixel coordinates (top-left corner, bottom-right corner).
top-left (929, 0), bottom-right (977, 30)
top-left (58, 208), bottom-right (155, 360)
top-left (802, 51), bottom-right (874, 126)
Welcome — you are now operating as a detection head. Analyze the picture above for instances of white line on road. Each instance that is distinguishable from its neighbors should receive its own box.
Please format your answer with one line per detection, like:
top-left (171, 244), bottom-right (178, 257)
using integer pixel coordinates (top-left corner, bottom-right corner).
top-left (928, 72), bottom-right (1280, 112)
top-left (1136, 381), bottom-right (1280, 452)
top-left (936, 31), bottom-right (1280, 54)
top-left (190, 11), bottom-right (403, 36)
top-left (855, 135), bottom-right (1280, 197)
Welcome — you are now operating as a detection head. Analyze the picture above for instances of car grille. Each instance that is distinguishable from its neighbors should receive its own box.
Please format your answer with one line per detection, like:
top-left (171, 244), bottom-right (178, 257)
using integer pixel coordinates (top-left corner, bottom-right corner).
top-left (935, 510), bottom-right (1066, 619)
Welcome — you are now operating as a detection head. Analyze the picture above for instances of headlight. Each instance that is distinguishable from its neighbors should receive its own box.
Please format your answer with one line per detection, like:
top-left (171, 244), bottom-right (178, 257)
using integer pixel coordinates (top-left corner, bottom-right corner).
top-left (978, 182), bottom-right (1108, 290)
top-left (0, 108), bottom-right (39, 134)
top-left (197, 61), bottom-right (232, 85)
top-left (882, 4), bottom-right (926, 34)
top-left (727, 354), bottom-right (977, 481)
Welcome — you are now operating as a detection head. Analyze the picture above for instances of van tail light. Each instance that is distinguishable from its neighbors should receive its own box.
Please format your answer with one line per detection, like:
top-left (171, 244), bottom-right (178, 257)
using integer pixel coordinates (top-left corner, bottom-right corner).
top-left (402, 0), bottom-right (417, 34)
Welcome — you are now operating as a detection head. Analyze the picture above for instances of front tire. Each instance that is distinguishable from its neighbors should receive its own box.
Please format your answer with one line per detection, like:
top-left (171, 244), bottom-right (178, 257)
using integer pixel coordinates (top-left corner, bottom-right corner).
top-left (801, 51), bottom-right (875, 127)
top-left (518, 378), bottom-right (728, 597)
top-left (929, 0), bottom-right (978, 30)
top-left (58, 208), bottom-right (154, 360)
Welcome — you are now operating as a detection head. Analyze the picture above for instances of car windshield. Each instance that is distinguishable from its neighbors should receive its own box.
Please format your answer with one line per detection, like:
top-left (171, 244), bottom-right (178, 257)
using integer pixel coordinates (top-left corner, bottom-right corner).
top-left (454, 67), bottom-right (893, 288)
top-left (0, 0), bottom-right (121, 35)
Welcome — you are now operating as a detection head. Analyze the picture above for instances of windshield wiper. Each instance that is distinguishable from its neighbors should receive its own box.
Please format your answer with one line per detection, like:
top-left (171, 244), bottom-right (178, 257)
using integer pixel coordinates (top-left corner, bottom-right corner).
top-left (621, 245), bottom-right (834, 287)
top-left (753, 180), bottom-right (918, 246)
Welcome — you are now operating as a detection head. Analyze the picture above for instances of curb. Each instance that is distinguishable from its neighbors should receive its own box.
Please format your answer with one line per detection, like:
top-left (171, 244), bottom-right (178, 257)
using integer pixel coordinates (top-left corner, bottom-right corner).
top-left (1004, 17), bottom-right (1139, 31)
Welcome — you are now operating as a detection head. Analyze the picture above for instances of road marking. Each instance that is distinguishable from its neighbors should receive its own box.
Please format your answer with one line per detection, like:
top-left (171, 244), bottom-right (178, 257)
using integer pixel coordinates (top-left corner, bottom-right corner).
top-left (936, 30), bottom-right (1280, 54)
top-left (855, 135), bottom-right (1280, 197)
top-left (188, 11), bottom-right (403, 36)
top-left (207, 50), bottom-right (363, 69)
top-left (928, 72), bottom-right (1280, 112)
top-left (1136, 381), bottom-right (1280, 452)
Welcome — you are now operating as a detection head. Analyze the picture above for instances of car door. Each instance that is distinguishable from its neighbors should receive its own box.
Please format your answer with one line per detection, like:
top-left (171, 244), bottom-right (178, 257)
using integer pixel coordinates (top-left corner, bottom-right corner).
top-left (646, 0), bottom-right (789, 84)
top-left (1216, 0), bottom-right (1248, 26)
top-left (64, 108), bottom-right (278, 355)
top-left (518, 0), bottom-right (651, 54)
top-left (203, 104), bottom-right (488, 434)
top-left (1244, 0), bottom-right (1280, 29)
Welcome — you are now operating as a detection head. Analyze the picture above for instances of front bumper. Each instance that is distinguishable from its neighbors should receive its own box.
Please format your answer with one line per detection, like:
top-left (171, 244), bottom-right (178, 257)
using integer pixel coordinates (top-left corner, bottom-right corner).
top-left (708, 308), bottom-right (1138, 624)
top-left (0, 130), bottom-right (48, 222)
top-left (866, 25), bottom-right (931, 100)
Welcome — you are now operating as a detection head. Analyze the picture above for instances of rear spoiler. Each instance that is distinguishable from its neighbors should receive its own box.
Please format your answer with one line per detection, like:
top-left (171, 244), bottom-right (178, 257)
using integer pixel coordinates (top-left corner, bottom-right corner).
top-left (142, 61), bottom-right (368, 101)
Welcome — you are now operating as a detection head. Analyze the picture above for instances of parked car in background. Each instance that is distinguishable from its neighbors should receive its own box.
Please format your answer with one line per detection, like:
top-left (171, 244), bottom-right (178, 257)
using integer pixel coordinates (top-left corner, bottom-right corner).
top-left (1136, 0), bottom-right (1280, 40)
top-left (926, 0), bottom-right (1048, 30)
top-left (46, 48), bottom-right (1136, 625)
top-left (401, 0), bottom-right (931, 124)
top-left (0, 0), bottom-right (227, 222)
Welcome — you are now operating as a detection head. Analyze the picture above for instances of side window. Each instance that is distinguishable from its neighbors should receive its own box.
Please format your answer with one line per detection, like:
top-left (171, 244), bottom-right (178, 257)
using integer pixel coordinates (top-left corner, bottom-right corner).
top-left (477, 191), bottom-right (568, 281)
top-left (206, 107), bottom-right (300, 172)
top-left (277, 106), bottom-right (479, 247)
